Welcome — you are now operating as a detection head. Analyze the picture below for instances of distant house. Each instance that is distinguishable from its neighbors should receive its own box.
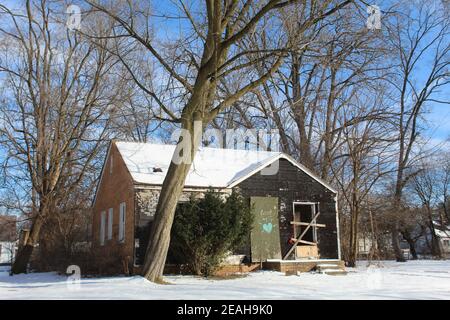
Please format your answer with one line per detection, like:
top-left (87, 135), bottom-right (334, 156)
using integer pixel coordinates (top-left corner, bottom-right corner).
top-left (92, 141), bottom-right (342, 274)
top-left (358, 235), bottom-right (376, 257)
top-left (0, 215), bottom-right (17, 265)
top-left (416, 222), bottom-right (450, 258)
top-left (435, 225), bottom-right (450, 257)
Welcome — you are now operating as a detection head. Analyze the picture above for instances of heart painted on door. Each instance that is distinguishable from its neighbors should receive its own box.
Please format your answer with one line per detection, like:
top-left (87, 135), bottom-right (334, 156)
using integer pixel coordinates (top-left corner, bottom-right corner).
top-left (262, 223), bottom-right (273, 233)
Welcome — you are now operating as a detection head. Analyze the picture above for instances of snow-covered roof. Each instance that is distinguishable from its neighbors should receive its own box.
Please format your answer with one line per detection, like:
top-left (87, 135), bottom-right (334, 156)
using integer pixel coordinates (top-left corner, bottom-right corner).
top-left (432, 222), bottom-right (450, 238)
top-left (435, 229), bottom-right (450, 238)
top-left (114, 141), bottom-right (337, 192)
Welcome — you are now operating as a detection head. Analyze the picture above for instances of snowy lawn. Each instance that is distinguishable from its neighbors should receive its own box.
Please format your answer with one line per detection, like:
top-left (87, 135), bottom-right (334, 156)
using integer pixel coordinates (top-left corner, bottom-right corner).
top-left (1, 260), bottom-right (449, 300)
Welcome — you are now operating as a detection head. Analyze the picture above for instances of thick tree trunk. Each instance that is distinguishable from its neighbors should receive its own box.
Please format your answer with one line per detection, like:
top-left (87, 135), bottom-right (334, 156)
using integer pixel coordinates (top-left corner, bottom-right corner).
top-left (11, 245), bottom-right (34, 274)
top-left (392, 177), bottom-right (406, 262)
top-left (391, 224), bottom-right (405, 262)
top-left (11, 213), bottom-right (45, 274)
top-left (141, 160), bottom-right (193, 282)
top-left (409, 241), bottom-right (418, 260)
top-left (142, 116), bottom-right (201, 282)
top-left (402, 231), bottom-right (417, 260)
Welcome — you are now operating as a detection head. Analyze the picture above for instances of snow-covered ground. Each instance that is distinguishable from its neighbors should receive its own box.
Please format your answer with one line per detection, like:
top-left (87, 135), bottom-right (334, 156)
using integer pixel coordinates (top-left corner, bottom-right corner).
top-left (1, 260), bottom-right (449, 300)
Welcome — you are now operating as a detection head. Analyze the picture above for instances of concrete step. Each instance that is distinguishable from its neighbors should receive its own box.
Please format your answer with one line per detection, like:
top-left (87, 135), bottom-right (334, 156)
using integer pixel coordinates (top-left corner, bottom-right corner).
top-left (316, 262), bottom-right (347, 275)
top-left (321, 269), bottom-right (347, 276)
top-left (316, 264), bottom-right (341, 269)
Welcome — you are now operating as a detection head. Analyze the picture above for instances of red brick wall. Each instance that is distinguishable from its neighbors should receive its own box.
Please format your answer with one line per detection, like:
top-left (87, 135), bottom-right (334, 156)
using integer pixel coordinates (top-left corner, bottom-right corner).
top-left (92, 141), bottom-right (135, 270)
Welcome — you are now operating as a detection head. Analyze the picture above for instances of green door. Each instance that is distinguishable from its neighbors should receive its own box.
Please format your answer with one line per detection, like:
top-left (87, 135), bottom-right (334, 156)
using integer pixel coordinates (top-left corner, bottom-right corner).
top-left (250, 196), bottom-right (282, 262)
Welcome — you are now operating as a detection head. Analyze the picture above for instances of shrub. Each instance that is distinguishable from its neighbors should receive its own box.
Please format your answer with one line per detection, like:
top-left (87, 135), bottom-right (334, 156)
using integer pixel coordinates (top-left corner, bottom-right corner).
top-left (169, 190), bottom-right (253, 277)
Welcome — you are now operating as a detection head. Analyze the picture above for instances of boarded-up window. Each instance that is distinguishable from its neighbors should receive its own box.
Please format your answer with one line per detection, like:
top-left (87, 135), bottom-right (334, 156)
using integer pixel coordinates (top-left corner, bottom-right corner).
top-left (250, 196), bottom-right (281, 262)
top-left (119, 202), bottom-right (126, 243)
top-left (107, 208), bottom-right (113, 240)
top-left (100, 211), bottom-right (106, 246)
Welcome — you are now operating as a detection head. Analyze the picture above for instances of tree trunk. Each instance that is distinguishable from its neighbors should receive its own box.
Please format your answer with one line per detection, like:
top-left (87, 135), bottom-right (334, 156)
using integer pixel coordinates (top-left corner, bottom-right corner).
top-left (409, 241), bottom-right (418, 260)
top-left (142, 160), bottom-right (193, 282)
top-left (391, 223), bottom-right (405, 262)
top-left (11, 213), bottom-right (45, 274)
top-left (290, 57), bottom-right (313, 170)
top-left (402, 231), bottom-right (417, 260)
top-left (320, 70), bottom-right (336, 179)
top-left (142, 115), bottom-right (201, 282)
top-left (348, 200), bottom-right (359, 268)
top-left (392, 176), bottom-right (406, 262)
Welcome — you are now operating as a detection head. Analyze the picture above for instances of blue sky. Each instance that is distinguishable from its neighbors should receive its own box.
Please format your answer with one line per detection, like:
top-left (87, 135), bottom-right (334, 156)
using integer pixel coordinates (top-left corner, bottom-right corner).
top-left (0, 0), bottom-right (448, 144)
top-left (426, 104), bottom-right (450, 145)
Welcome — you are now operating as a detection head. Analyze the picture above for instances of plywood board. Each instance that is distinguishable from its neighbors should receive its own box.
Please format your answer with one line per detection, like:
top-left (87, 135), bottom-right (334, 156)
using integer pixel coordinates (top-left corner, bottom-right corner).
top-left (296, 245), bottom-right (319, 258)
top-left (250, 196), bottom-right (282, 262)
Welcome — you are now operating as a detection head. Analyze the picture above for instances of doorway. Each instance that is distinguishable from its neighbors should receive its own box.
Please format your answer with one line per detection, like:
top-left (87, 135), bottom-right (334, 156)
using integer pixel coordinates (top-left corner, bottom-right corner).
top-left (292, 202), bottom-right (319, 259)
top-left (293, 203), bottom-right (317, 242)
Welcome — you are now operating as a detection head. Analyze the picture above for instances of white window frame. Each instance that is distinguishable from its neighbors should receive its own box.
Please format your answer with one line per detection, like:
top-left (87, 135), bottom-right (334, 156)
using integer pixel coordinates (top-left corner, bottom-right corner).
top-left (100, 211), bottom-right (106, 246)
top-left (119, 202), bottom-right (126, 243)
top-left (107, 208), bottom-right (113, 240)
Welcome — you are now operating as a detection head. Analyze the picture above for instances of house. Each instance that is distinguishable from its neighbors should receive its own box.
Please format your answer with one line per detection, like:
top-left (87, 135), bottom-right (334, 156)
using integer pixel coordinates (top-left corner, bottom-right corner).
top-left (0, 215), bottom-right (17, 265)
top-left (415, 222), bottom-right (450, 258)
top-left (434, 224), bottom-right (450, 258)
top-left (92, 141), bottom-right (342, 274)
top-left (358, 235), bottom-right (377, 258)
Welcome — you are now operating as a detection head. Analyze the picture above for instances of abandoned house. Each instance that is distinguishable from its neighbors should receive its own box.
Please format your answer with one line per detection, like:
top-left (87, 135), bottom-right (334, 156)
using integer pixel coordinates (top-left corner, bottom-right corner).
top-left (92, 141), bottom-right (343, 274)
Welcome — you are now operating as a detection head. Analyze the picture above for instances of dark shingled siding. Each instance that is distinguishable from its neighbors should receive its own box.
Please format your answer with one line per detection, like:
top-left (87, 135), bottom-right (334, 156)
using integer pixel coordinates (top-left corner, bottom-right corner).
top-left (235, 158), bottom-right (339, 259)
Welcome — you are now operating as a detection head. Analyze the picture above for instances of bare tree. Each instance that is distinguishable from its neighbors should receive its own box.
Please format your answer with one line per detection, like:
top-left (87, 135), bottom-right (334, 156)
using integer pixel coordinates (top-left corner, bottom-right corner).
top-left (0, 0), bottom-right (123, 273)
top-left (227, 2), bottom-right (393, 179)
top-left (412, 164), bottom-right (442, 258)
top-left (87, 0), bottom-right (353, 282)
top-left (437, 153), bottom-right (450, 224)
top-left (330, 91), bottom-right (395, 267)
top-left (385, 0), bottom-right (450, 261)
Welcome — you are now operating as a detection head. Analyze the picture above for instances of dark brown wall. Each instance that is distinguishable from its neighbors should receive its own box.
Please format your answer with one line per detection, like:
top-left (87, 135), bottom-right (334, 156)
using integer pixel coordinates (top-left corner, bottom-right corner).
top-left (236, 158), bottom-right (339, 259)
top-left (92, 142), bottom-right (135, 262)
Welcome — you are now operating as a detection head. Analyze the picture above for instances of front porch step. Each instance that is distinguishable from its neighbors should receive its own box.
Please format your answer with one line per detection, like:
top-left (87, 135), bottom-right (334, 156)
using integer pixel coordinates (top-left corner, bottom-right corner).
top-left (320, 269), bottom-right (347, 276)
top-left (316, 262), bottom-right (347, 275)
top-left (263, 260), bottom-right (347, 274)
top-left (316, 264), bottom-right (340, 269)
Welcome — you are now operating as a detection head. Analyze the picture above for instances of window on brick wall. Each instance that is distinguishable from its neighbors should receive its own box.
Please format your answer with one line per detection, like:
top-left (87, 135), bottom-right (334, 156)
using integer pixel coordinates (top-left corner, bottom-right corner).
top-left (107, 208), bottom-right (113, 240)
top-left (119, 202), bottom-right (126, 243)
top-left (109, 155), bottom-right (113, 174)
top-left (100, 211), bottom-right (106, 246)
